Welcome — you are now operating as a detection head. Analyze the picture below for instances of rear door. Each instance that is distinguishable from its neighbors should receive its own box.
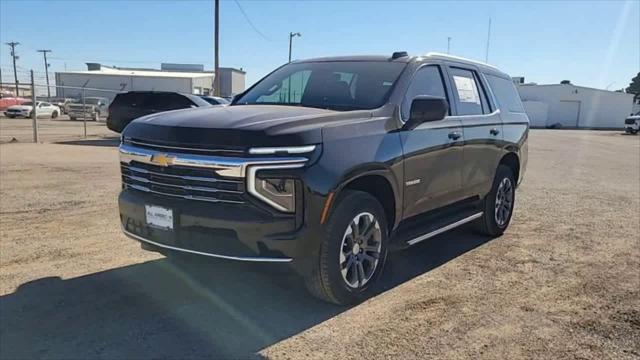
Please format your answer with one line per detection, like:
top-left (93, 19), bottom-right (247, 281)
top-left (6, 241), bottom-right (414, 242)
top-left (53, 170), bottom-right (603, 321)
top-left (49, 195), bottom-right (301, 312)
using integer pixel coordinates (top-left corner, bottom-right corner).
top-left (400, 64), bottom-right (465, 219)
top-left (446, 66), bottom-right (503, 198)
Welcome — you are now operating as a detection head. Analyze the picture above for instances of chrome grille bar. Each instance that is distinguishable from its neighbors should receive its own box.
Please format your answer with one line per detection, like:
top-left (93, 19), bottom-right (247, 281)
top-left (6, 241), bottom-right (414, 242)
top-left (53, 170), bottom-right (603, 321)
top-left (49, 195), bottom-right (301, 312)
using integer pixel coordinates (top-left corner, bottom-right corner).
top-left (124, 184), bottom-right (245, 204)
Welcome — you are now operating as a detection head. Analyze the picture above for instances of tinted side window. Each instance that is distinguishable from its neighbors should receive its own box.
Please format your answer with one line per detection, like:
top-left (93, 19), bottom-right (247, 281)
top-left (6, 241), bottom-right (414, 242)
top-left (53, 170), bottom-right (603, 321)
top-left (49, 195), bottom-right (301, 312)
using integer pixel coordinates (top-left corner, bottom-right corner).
top-left (449, 68), bottom-right (486, 116)
top-left (485, 74), bottom-right (525, 113)
top-left (402, 66), bottom-right (447, 120)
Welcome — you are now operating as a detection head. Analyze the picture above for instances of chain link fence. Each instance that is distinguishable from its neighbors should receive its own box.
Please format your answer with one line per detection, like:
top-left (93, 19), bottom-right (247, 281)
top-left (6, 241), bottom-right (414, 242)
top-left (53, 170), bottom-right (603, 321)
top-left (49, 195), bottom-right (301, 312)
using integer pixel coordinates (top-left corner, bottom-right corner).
top-left (1, 78), bottom-right (124, 144)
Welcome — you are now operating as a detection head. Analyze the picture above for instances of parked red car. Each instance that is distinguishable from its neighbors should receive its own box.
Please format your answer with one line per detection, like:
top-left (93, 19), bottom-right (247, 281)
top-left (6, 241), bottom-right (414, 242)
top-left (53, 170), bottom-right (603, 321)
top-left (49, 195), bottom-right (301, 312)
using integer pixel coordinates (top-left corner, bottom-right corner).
top-left (0, 95), bottom-right (29, 111)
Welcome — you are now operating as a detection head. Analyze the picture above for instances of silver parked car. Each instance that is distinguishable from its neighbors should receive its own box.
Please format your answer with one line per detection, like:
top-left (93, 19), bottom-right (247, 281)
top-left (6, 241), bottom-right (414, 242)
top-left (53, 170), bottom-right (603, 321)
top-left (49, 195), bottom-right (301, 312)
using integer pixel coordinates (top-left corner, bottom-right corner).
top-left (67, 97), bottom-right (109, 121)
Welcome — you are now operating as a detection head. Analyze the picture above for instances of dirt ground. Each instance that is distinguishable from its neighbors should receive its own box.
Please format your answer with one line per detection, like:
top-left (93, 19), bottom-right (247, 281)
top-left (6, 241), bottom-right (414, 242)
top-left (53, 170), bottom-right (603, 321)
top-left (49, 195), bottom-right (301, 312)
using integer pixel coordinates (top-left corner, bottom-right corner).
top-left (0, 128), bottom-right (638, 359)
top-left (0, 115), bottom-right (113, 144)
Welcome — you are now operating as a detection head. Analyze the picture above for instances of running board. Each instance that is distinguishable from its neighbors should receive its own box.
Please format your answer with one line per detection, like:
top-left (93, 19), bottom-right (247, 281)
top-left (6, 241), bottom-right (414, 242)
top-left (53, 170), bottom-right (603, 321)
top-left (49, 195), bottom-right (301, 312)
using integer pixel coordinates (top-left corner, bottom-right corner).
top-left (406, 212), bottom-right (483, 246)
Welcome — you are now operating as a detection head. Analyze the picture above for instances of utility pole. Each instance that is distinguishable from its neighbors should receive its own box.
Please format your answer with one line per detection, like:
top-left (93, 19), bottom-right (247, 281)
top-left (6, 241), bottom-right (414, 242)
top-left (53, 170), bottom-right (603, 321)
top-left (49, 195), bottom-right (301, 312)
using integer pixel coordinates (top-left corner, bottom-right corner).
top-left (485, 18), bottom-right (492, 63)
top-left (447, 37), bottom-right (452, 54)
top-left (37, 49), bottom-right (52, 100)
top-left (5, 41), bottom-right (20, 97)
top-left (213, 0), bottom-right (220, 96)
top-left (288, 32), bottom-right (301, 63)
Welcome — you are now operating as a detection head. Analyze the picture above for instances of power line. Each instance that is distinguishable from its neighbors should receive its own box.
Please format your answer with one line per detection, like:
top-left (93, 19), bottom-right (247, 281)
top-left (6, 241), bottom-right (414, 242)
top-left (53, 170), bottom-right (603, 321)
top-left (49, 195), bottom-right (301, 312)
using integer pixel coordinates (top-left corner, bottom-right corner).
top-left (234, 0), bottom-right (273, 42)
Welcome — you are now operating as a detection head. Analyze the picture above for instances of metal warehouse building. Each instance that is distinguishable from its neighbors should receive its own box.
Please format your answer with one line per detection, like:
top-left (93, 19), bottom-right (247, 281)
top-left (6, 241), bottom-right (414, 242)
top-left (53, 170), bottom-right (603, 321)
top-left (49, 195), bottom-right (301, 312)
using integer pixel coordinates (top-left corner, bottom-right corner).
top-left (517, 83), bottom-right (635, 129)
top-left (54, 63), bottom-right (245, 102)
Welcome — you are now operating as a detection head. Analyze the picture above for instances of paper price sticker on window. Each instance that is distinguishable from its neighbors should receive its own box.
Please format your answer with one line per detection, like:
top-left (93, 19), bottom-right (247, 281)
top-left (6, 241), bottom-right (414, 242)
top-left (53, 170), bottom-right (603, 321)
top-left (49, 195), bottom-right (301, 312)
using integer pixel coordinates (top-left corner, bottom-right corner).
top-left (453, 75), bottom-right (481, 104)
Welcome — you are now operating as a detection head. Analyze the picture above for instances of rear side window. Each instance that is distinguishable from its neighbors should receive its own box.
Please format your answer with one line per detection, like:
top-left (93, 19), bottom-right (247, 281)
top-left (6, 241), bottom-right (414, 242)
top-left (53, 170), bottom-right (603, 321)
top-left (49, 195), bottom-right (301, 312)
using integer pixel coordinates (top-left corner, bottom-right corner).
top-left (448, 67), bottom-right (489, 115)
top-left (402, 65), bottom-right (448, 120)
top-left (112, 93), bottom-right (148, 108)
top-left (485, 75), bottom-right (525, 113)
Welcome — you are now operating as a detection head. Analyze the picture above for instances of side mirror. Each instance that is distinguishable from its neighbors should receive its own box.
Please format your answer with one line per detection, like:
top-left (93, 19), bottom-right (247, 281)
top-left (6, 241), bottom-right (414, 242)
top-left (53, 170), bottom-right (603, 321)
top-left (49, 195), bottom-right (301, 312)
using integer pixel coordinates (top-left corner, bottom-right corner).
top-left (404, 96), bottom-right (449, 130)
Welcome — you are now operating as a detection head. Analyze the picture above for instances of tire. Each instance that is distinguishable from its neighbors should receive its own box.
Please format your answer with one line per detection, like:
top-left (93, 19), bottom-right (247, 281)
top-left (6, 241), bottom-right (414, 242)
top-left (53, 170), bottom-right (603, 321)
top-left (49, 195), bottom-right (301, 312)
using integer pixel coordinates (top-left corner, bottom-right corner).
top-left (631, 129), bottom-right (639, 135)
top-left (28, 111), bottom-right (34, 118)
top-left (305, 190), bottom-right (389, 305)
top-left (474, 164), bottom-right (516, 237)
top-left (51, 111), bottom-right (58, 119)
top-left (70, 117), bottom-right (77, 121)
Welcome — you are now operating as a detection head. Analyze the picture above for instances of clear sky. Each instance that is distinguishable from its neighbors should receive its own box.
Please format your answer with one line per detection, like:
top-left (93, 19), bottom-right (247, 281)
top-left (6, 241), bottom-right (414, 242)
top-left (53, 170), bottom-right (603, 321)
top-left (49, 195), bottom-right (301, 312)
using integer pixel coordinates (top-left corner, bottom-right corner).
top-left (1, 0), bottom-right (638, 90)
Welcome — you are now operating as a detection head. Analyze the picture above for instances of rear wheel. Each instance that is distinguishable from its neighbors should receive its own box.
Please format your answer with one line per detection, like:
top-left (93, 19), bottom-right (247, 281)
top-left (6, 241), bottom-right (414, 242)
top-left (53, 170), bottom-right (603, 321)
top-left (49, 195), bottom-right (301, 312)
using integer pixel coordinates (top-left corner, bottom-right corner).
top-left (474, 164), bottom-right (516, 236)
top-left (305, 190), bottom-right (388, 305)
top-left (51, 111), bottom-right (58, 119)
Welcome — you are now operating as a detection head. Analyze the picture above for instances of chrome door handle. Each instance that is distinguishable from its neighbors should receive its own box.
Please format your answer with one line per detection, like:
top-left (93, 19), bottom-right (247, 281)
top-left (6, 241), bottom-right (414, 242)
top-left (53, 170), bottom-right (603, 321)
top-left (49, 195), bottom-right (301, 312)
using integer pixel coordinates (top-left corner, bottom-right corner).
top-left (490, 128), bottom-right (500, 136)
top-left (448, 131), bottom-right (462, 140)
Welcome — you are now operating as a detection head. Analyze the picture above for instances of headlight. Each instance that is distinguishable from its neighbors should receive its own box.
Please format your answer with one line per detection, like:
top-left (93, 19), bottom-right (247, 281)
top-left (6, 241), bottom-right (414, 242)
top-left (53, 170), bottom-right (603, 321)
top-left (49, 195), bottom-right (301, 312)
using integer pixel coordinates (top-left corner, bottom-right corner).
top-left (247, 163), bottom-right (305, 213)
top-left (255, 178), bottom-right (296, 212)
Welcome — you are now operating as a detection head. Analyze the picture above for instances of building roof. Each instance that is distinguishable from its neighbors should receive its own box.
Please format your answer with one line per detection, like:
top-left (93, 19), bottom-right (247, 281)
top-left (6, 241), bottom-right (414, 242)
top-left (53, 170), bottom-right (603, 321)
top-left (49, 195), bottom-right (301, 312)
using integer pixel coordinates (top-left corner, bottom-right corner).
top-left (58, 66), bottom-right (214, 79)
top-left (518, 83), bottom-right (634, 96)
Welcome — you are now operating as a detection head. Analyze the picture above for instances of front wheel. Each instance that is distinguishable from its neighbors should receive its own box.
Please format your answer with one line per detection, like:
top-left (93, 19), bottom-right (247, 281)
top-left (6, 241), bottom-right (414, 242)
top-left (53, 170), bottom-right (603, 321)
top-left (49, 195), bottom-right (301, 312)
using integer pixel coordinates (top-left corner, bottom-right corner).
top-left (474, 164), bottom-right (516, 236)
top-left (305, 190), bottom-right (388, 305)
top-left (51, 111), bottom-right (59, 119)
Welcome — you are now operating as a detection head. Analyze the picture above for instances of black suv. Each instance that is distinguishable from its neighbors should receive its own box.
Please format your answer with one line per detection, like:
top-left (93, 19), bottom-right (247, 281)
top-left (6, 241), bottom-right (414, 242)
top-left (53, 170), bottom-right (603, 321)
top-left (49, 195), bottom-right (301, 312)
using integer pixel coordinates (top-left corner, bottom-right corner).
top-left (118, 52), bottom-right (529, 304)
top-left (107, 91), bottom-right (211, 133)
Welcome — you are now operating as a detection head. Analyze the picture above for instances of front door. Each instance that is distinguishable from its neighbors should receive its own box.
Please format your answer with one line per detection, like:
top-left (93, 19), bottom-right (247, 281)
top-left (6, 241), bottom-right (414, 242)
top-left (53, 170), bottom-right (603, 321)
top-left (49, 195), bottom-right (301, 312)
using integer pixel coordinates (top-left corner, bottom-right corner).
top-left (400, 64), bottom-right (465, 219)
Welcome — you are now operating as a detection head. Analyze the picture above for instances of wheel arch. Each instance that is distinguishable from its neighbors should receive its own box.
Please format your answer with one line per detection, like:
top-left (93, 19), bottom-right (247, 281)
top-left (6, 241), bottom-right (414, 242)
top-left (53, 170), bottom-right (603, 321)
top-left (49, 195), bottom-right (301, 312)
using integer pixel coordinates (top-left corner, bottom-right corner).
top-left (333, 170), bottom-right (400, 232)
top-left (499, 152), bottom-right (520, 184)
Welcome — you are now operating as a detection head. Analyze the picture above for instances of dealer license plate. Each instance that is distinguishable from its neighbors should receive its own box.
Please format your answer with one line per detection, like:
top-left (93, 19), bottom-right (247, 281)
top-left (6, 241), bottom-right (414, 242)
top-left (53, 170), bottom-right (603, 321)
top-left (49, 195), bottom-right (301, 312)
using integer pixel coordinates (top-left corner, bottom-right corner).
top-left (145, 205), bottom-right (173, 230)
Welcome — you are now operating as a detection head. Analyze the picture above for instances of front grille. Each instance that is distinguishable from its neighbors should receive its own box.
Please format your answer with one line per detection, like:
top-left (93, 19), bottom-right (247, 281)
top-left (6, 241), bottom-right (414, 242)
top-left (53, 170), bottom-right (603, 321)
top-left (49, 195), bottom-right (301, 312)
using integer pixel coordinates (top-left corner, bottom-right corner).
top-left (625, 118), bottom-right (638, 125)
top-left (121, 161), bottom-right (245, 204)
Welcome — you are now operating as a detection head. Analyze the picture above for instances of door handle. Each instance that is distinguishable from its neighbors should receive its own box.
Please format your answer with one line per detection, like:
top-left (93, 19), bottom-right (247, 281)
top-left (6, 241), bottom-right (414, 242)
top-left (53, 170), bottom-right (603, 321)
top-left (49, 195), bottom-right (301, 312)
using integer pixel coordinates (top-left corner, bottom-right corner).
top-left (448, 131), bottom-right (462, 140)
top-left (490, 128), bottom-right (500, 136)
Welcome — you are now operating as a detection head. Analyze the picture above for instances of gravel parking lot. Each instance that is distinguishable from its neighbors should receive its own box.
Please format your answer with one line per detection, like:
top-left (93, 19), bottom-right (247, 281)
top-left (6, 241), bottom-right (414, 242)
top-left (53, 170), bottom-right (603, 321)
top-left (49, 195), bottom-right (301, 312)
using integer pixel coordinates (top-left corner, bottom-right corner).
top-left (0, 115), bottom-right (112, 144)
top-left (0, 128), bottom-right (638, 359)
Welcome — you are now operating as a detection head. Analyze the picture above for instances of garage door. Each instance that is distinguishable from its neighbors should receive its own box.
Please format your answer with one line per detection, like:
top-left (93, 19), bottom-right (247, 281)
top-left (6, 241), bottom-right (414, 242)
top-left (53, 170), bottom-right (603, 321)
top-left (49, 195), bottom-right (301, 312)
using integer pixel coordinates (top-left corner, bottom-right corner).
top-left (555, 101), bottom-right (580, 128)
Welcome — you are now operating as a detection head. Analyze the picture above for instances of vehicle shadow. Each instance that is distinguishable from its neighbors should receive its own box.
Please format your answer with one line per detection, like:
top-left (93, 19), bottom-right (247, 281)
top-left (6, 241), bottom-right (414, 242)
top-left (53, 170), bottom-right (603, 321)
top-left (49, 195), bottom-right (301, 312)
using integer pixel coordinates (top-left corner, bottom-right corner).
top-left (55, 137), bottom-right (120, 147)
top-left (0, 227), bottom-right (490, 359)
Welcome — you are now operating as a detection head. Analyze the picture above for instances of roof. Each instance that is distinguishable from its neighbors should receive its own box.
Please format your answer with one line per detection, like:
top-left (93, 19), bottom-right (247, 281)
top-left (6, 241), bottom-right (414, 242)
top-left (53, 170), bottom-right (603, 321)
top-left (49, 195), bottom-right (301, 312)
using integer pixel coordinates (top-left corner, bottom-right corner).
top-left (518, 83), bottom-right (635, 96)
top-left (296, 55), bottom-right (412, 63)
top-left (58, 66), bottom-right (214, 79)
top-left (293, 53), bottom-right (508, 76)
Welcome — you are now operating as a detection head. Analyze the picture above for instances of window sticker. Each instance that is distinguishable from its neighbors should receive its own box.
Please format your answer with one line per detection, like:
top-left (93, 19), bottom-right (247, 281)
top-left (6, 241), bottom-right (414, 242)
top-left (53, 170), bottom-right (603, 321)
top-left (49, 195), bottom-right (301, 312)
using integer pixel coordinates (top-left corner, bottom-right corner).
top-left (453, 75), bottom-right (480, 104)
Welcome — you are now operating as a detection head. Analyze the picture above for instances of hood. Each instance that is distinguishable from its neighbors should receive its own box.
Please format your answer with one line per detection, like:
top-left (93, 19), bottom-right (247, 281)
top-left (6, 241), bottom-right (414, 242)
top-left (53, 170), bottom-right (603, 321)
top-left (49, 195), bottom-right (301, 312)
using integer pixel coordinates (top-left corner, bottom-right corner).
top-left (627, 115), bottom-right (640, 120)
top-left (123, 105), bottom-right (373, 149)
top-left (7, 105), bottom-right (32, 111)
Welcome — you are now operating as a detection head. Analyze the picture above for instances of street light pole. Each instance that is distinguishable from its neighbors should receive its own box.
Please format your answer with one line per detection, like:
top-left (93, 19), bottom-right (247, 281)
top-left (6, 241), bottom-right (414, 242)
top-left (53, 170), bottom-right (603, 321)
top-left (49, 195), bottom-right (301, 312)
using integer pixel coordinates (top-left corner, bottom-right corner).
top-left (213, 0), bottom-right (220, 96)
top-left (447, 37), bottom-right (452, 54)
top-left (37, 49), bottom-right (52, 100)
top-left (288, 32), bottom-right (301, 63)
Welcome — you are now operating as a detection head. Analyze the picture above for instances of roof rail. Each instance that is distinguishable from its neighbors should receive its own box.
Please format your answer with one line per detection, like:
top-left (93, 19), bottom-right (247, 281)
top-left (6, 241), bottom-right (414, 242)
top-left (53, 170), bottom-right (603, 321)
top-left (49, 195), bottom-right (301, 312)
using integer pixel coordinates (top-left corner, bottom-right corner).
top-left (425, 52), bottom-right (499, 70)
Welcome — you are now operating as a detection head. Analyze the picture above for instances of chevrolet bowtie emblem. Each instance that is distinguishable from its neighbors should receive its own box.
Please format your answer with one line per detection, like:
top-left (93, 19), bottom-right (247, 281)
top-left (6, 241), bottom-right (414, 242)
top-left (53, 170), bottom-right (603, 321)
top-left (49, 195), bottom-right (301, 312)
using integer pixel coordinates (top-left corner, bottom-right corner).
top-left (150, 153), bottom-right (175, 167)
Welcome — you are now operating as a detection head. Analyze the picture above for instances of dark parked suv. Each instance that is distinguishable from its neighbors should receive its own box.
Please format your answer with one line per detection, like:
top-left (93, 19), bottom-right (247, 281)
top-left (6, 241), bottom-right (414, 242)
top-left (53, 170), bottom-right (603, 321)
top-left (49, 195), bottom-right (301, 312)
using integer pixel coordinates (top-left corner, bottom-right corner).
top-left (118, 52), bottom-right (529, 304)
top-left (107, 91), bottom-right (211, 133)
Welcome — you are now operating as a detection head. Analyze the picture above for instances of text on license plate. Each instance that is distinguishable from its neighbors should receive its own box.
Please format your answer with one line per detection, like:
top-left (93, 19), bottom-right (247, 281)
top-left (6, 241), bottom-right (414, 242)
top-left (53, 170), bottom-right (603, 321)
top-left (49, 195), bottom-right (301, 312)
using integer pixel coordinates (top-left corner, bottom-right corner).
top-left (145, 205), bottom-right (173, 230)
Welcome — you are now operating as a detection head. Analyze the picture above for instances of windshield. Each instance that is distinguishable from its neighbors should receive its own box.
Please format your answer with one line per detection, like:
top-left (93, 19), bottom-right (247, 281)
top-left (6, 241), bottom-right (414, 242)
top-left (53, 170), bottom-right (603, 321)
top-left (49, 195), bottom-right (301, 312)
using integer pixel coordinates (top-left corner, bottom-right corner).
top-left (235, 61), bottom-right (406, 111)
top-left (21, 102), bottom-right (33, 106)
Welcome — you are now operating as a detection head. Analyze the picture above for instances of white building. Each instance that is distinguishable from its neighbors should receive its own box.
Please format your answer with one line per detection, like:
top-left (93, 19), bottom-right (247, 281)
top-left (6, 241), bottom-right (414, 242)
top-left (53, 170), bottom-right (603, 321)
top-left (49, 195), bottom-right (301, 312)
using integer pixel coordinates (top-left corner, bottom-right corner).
top-left (54, 63), bottom-right (245, 102)
top-left (517, 83), bottom-right (635, 129)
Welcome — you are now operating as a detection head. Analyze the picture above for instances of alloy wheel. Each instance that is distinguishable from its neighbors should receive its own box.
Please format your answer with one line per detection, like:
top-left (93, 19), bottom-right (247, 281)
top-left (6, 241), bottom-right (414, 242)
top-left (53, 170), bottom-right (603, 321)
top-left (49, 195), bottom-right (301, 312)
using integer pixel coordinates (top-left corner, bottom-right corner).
top-left (495, 177), bottom-right (514, 227)
top-left (339, 212), bottom-right (382, 288)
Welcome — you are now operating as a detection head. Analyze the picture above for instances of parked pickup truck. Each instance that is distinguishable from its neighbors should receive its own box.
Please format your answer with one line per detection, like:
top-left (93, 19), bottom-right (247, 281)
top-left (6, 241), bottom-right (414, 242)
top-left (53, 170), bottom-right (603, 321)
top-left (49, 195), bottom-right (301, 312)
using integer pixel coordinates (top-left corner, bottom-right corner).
top-left (625, 111), bottom-right (639, 134)
top-left (68, 97), bottom-right (109, 121)
top-left (117, 52), bottom-right (529, 304)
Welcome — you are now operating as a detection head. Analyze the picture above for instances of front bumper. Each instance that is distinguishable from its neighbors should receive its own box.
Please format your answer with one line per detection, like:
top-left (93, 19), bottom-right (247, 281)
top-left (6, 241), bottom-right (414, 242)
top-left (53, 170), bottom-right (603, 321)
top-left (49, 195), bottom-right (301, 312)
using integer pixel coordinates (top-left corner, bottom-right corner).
top-left (120, 189), bottom-right (304, 262)
top-left (5, 111), bottom-right (28, 117)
